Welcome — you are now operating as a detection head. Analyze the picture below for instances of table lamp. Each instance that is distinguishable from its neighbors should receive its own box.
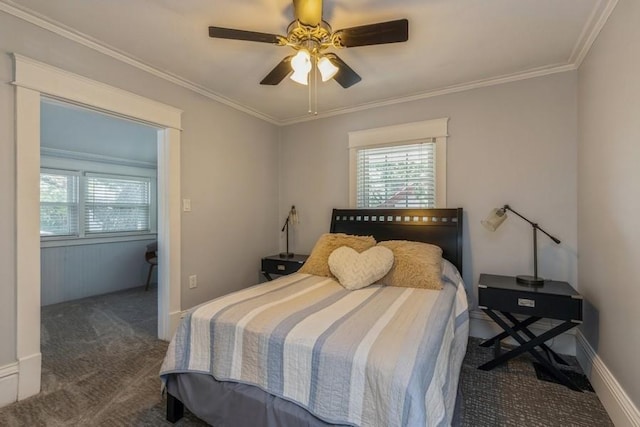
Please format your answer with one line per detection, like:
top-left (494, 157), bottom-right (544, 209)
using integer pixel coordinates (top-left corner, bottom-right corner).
top-left (280, 205), bottom-right (299, 258)
top-left (482, 204), bottom-right (561, 286)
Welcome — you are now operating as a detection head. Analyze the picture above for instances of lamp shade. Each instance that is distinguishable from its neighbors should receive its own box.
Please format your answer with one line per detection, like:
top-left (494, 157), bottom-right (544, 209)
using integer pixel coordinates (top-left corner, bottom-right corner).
top-left (290, 50), bottom-right (311, 85)
top-left (317, 56), bottom-right (338, 82)
top-left (481, 208), bottom-right (507, 232)
top-left (289, 205), bottom-right (299, 224)
top-left (290, 70), bottom-right (309, 85)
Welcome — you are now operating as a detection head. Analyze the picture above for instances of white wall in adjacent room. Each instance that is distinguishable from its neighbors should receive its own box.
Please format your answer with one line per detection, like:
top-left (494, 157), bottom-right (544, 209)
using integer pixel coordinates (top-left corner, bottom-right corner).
top-left (41, 100), bottom-right (158, 163)
top-left (40, 239), bottom-right (157, 306)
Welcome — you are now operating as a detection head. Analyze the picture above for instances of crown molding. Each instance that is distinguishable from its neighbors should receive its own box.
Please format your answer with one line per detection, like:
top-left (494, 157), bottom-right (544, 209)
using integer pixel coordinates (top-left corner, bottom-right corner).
top-left (569, 0), bottom-right (619, 67)
top-left (0, 0), bottom-right (618, 127)
top-left (0, 1), bottom-right (279, 126)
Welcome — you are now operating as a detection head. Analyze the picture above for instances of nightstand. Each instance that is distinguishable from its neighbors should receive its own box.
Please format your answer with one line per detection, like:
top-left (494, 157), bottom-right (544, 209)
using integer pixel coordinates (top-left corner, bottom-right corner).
top-left (261, 254), bottom-right (309, 281)
top-left (477, 273), bottom-right (583, 391)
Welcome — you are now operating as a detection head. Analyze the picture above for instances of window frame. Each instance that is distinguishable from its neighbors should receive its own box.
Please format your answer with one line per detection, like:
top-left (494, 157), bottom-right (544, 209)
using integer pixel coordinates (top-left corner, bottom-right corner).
top-left (348, 118), bottom-right (449, 209)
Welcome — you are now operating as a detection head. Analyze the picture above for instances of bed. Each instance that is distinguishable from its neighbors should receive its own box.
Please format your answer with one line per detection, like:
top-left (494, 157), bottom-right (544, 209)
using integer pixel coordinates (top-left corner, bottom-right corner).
top-left (161, 208), bottom-right (468, 427)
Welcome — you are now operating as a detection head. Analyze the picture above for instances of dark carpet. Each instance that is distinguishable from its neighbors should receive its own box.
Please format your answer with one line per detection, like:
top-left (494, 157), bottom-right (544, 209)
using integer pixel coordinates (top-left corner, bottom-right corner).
top-left (0, 287), bottom-right (613, 426)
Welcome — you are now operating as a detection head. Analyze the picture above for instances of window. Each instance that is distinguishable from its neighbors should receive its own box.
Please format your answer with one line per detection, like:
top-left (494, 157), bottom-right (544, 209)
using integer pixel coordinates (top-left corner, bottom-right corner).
top-left (40, 168), bottom-right (154, 240)
top-left (40, 169), bottom-right (79, 236)
top-left (85, 174), bottom-right (151, 234)
top-left (349, 118), bottom-right (448, 208)
top-left (355, 142), bottom-right (435, 208)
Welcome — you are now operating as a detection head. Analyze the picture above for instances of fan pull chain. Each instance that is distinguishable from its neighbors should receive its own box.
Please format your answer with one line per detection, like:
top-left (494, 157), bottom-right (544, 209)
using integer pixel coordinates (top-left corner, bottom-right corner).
top-left (307, 69), bottom-right (312, 114)
top-left (313, 58), bottom-right (318, 115)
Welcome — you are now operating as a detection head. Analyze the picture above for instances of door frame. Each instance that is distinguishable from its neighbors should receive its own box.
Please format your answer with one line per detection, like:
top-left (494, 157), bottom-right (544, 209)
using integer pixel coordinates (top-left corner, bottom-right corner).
top-left (13, 54), bottom-right (182, 399)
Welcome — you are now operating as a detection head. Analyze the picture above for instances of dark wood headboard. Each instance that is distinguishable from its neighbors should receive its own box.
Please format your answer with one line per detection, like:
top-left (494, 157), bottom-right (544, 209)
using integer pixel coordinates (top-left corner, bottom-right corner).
top-left (330, 208), bottom-right (463, 274)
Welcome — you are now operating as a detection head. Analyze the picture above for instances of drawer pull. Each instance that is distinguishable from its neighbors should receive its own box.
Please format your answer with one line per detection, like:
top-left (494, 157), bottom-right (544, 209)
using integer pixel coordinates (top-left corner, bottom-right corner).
top-left (518, 298), bottom-right (535, 308)
top-left (277, 265), bottom-right (286, 271)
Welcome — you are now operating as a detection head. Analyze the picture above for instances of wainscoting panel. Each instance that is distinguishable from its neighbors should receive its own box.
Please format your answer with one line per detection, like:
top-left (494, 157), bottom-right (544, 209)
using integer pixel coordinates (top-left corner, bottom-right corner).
top-left (41, 239), bottom-right (156, 306)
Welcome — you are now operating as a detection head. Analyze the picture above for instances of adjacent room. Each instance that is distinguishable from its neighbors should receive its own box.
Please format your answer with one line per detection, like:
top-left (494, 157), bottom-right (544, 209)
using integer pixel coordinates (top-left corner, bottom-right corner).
top-left (40, 99), bottom-right (159, 306)
top-left (0, 0), bottom-right (638, 426)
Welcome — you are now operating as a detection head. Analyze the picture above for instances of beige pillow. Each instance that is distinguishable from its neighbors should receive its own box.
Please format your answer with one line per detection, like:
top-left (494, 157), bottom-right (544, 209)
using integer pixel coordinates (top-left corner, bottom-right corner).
top-left (376, 240), bottom-right (443, 290)
top-left (328, 246), bottom-right (394, 290)
top-left (299, 233), bottom-right (377, 278)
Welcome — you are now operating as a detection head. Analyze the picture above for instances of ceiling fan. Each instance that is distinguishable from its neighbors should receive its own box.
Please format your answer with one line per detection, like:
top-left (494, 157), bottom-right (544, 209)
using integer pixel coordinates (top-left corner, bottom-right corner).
top-left (208, 0), bottom-right (409, 88)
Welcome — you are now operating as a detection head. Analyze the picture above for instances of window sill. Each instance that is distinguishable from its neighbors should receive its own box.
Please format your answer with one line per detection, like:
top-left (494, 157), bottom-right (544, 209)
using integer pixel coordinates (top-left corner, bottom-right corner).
top-left (41, 233), bottom-right (157, 248)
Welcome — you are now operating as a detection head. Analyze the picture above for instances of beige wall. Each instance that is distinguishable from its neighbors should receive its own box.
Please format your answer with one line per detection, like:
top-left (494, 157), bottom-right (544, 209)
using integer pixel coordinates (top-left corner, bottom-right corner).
top-left (578, 0), bottom-right (640, 407)
top-left (279, 72), bottom-right (578, 306)
top-left (0, 11), bottom-right (280, 366)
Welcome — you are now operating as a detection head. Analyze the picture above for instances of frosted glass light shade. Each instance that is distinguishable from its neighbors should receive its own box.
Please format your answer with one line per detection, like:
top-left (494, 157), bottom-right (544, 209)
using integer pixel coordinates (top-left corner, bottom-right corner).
top-left (317, 56), bottom-right (339, 82)
top-left (290, 49), bottom-right (311, 85)
top-left (482, 208), bottom-right (507, 232)
top-left (289, 205), bottom-right (299, 224)
top-left (290, 70), bottom-right (309, 85)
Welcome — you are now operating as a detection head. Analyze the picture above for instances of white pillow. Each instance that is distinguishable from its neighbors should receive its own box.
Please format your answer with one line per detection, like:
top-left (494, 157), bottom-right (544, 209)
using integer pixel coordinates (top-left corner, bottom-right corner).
top-left (328, 246), bottom-right (394, 290)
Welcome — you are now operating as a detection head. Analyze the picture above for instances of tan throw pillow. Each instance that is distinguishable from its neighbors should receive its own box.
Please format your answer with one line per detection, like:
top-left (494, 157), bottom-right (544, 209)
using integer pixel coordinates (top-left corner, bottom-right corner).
top-left (376, 240), bottom-right (443, 290)
top-left (328, 246), bottom-right (394, 290)
top-left (299, 233), bottom-right (377, 278)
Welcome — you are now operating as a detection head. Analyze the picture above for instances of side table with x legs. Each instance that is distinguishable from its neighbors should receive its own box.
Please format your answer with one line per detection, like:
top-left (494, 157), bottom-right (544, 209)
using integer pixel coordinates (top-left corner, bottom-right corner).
top-left (477, 273), bottom-right (583, 391)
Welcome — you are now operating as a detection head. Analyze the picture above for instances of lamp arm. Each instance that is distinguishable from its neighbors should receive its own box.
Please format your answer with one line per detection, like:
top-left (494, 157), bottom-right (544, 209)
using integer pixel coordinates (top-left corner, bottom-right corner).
top-left (281, 215), bottom-right (290, 232)
top-left (503, 205), bottom-right (561, 244)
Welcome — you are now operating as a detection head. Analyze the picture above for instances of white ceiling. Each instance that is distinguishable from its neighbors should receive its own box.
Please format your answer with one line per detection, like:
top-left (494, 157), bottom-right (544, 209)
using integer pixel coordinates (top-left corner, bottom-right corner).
top-left (3, 0), bottom-right (615, 124)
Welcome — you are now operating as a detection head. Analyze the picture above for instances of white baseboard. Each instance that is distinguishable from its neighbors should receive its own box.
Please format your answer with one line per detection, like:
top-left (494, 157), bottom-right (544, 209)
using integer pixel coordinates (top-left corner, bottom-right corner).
top-left (0, 352), bottom-right (43, 408)
top-left (0, 362), bottom-right (19, 408)
top-left (18, 352), bottom-right (41, 400)
top-left (469, 310), bottom-right (576, 355)
top-left (576, 332), bottom-right (640, 427)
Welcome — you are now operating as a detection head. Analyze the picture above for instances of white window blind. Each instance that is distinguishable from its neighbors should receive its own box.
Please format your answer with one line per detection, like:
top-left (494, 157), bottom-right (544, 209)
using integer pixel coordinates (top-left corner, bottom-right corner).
top-left (40, 170), bottom-right (79, 236)
top-left (85, 174), bottom-right (151, 234)
top-left (356, 142), bottom-right (436, 208)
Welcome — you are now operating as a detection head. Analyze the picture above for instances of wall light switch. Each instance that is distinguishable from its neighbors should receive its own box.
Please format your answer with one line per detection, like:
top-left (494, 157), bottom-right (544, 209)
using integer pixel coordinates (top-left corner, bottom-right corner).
top-left (183, 199), bottom-right (191, 212)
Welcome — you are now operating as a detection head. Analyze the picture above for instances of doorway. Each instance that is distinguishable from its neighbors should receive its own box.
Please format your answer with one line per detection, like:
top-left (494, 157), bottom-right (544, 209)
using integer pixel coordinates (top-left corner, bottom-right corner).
top-left (40, 98), bottom-right (160, 305)
top-left (14, 54), bottom-right (182, 400)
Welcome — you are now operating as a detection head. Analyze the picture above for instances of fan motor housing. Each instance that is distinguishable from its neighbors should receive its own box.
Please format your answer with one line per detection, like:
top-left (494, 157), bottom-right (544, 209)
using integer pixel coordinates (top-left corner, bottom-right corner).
top-left (286, 20), bottom-right (333, 53)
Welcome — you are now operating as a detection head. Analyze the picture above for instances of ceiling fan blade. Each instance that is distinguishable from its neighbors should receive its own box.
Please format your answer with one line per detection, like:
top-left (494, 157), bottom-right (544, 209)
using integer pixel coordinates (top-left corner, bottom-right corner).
top-left (260, 56), bottom-right (293, 85)
top-left (209, 26), bottom-right (282, 44)
top-left (333, 19), bottom-right (408, 48)
top-left (293, 0), bottom-right (323, 26)
top-left (326, 54), bottom-right (361, 88)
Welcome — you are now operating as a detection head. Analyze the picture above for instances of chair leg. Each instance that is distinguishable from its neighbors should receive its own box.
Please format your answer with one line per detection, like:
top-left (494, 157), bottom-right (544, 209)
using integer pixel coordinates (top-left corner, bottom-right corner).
top-left (145, 264), bottom-right (156, 291)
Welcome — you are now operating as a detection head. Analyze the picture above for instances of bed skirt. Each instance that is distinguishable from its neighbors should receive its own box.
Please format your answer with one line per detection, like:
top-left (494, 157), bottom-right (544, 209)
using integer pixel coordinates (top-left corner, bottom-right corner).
top-left (165, 372), bottom-right (465, 427)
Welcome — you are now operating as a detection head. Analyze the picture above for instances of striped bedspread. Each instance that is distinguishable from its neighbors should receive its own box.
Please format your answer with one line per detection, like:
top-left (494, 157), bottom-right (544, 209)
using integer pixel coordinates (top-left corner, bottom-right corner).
top-left (160, 261), bottom-right (469, 427)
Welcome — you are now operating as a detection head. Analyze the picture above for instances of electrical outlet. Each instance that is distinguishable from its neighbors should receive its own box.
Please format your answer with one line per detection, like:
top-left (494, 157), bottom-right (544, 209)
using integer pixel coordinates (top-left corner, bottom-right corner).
top-left (189, 275), bottom-right (197, 289)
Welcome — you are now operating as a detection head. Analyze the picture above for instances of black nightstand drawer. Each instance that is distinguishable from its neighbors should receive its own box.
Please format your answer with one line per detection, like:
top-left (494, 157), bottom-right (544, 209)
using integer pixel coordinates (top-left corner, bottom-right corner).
top-left (479, 287), bottom-right (582, 321)
top-left (262, 258), bottom-right (303, 275)
top-left (261, 254), bottom-right (308, 280)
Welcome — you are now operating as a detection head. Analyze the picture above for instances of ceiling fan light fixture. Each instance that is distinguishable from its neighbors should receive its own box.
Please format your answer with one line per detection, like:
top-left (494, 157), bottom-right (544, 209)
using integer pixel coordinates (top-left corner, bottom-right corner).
top-left (290, 69), bottom-right (310, 85)
top-left (290, 49), bottom-right (311, 85)
top-left (317, 56), bottom-right (339, 82)
top-left (209, 3), bottom-right (409, 91)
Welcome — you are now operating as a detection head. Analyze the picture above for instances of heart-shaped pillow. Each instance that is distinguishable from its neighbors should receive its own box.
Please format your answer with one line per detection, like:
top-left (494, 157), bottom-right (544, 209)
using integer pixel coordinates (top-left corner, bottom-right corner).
top-left (328, 246), bottom-right (394, 290)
